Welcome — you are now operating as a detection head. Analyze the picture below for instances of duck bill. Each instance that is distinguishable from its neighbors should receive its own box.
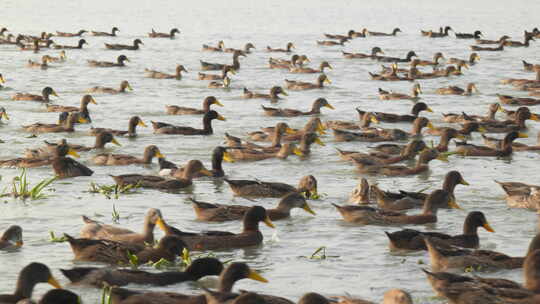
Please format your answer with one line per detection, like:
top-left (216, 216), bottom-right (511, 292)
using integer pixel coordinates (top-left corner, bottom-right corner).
top-left (127, 84), bottom-right (134, 91)
top-left (302, 203), bottom-right (316, 215)
top-left (285, 127), bottom-right (296, 135)
top-left (483, 222), bottom-right (495, 232)
top-left (111, 138), bottom-right (122, 146)
top-left (456, 134), bottom-right (467, 140)
top-left (217, 115), bottom-right (227, 121)
top-left (155, 151), bottom-right (165, 158)
top-left (530, 114), bottom-right (540, 121)
top-left (15, 240), bottom-right (23, 247)
top-left (48, 276), bottom-right (62, 289)
top-left (448, 199), bottom-right (461, 210)
top-left (51, 90), bottom-right (59, 97)
top-left (2, 112), bottom-right (9, 120)
top-left (200, 168), bottom-right (214, 177)
top-left (214, 100), bottom-right (224, 107)
top-left (325, 103), bottom-right (335, 110)
top-left (138, 120), bottom-right (148, 127)
top-left (67, 148), bottom-right (80, 158)
top-left (78, 117), bottom-right (89, 124)
top-left (222, 151), bottom-right (235, 163)
top-left (315, 137), bottom-right (325, 146)
top-left (248, 269), bottom-right (269, 283)
top-left (293, 147), bottom-right (304, 156)
top-left (427, 122), bottom-right (435, 129)
top-left (0, 75), bottom-right (4, 83)
top-left (324, 78), bottom-right (332, 84)
top-left (263, 216), bottom-right (275, 228)
top-left (370, 116), bottom-right (379, 124)
top-left (425, 107), bottom-right (433, 113)
top-left (436, 154), bottom-right (449, 162)
top-left (518, 133), bottom-right (529, 138)
top-left (90, 97), bottom-right (98, 105)
top-left (478, 126), bottom-right (487, 133)
top-left (156, 217), bottom-right (168, 232)
top-left (460, 178), bottom-right (470, 186)
top-left (281, 90), bottom-right (289, 96)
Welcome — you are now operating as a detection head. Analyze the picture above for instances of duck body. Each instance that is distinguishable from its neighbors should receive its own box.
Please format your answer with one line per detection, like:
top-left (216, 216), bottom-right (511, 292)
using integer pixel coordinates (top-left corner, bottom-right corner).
top-left (88, 55), bottom-right (129, 67)
top-left (53, 38), bottom-right (87, 49)
top-left (148, 28), bottom-right (180, 38)
top-left (146, 64), bottom-right (187, 79)
top-left (496, 180), bottom-right (540, 209)
top-left (152, 110), bottom-right (225, 135)
top-left (105, 39), bottom-right (143, 50)
top-left (92, 145), bottom-right (163, 166)
top-left (225, 175), bottom-right (317, 198)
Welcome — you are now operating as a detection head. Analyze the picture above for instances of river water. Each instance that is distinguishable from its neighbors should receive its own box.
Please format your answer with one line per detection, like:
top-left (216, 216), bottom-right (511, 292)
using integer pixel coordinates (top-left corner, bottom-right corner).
top-left (1, 0), bottom-right (540, 303)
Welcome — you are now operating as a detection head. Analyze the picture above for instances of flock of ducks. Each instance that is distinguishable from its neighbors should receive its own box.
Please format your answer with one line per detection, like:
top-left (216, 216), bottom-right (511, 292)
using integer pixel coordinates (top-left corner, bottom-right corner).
top-left (1, 23), bottom-right (540, 304)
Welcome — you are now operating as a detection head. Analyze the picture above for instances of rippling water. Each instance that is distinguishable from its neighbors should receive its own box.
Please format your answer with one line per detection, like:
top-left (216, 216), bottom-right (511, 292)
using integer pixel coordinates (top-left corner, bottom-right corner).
top-left (1, 0), bottom-right (540, 303)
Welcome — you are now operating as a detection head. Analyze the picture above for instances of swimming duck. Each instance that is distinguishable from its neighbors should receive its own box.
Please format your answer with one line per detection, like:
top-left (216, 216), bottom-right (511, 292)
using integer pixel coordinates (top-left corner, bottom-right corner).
top-left (455, 30), bottom-right (482, 39)
top-left (378, 83), bottom-right (422, 100)
top-left (476, 35), bottom-right (510, 44)
top-left (198, 65), bottom-right (235, 80)
top-left (266, 42), bottom-right (295, 52)
top-left (90, 116), bottom-right (146, 137)
top-left (87, 54), bottom-right (129, 67)
top-left (436, 83), bottom-right (478, 95)
top-left (483, 131), bottom-right (540, 152)
top-left (60, 257), bottom-right (223, 287)
top-left (470, 42), bottom-right (504, 51)
top-left (352, 148), bottom-right (447, 176)
top-left (148, 28), bottom-right (180, 38)
top-left (324, 30), bottom-right (360, 40)
top-left (497, 94), bottom-right (540, 106)
top-left (368, 28), bottom-right (401, 36)
top-left (369, 102), bottom-right (432, 122)
top-left (455, 131), bottom-right (528, 157)
top-left (342, 46), bottom-right (384, 59)
top-left (224, 42), bottom-right (256, 54)
top-left (53, 38), bottom-right (87, 49)
top-left (87, 80), bottom-right (132, 94)
top-left (386, 211), bottom-right (493, 251)
top-left (290, 61), bottom-right (332, 73)
top-left (0, 138), bottom-right (80, 168)
top-left (495, 180), bottom-right (540, 209)
top-left (285, 74), bottom-right (331, 90)
top-left (92, 145), bottom-right (164, 166)
top-left (427, 26), bottom-right (452, 38)
top-left (415, 52), bottom-right (445, 66)
top-left (333, 116), bottom-right (430, 142)
top-left (325, 109), bottom-right (379, 131)
top-left (504, 33), bottom-right (535, 47)
top-left (316, 38), bottom-right (349, 46)
top-left (160, 146), bottom-right (233, 178)
top-left (201, 50), bottom-right (246, 71)
top-left (80, 208), bottom-right (165, 245)
top-left (166, 96), bottom-right (223, 115)
top-left (269, 54), bottom-right (309, 69)
top-left (253, 117), bottom-right (326, 142)
top-left (25, 133), bottom-right (120, 159)
top-left (55, 29), bottom-right (86, 37)
top-left (0, 27), bottom-right (8, 37)
top-left (448, 53), bottom-right (480, 66)
top-left (242, 86), bottom-right (288, 102)
top-left (228, 143), bottom-right (302, 161)
top-left (0, 263), bottom-right (61, 303)
top-left (0, 107), bottom-right (9, 122)
top-left (18, 289), bottom-right (80, 304)
top-left (152, 110), bottom-right (226, 135)
top-left (208, 76), bottom-right (231, 89)
top-left (11, 86), bottom-right (58, 102)
top-left (377, 50), bottom-right (417, 62)
top-left (46, 94), bottom-right (97, 113)
top-left (202, 40), bottom-right (225, 52)
top-left (105, 39), bottom-right (143, 50)
top-left (522, 60), bottom-right (540, 71)
top-left (240, 122), bottom-right (296, 151)
top-left (443, 104), bottom-right (500, 124)
top-left (64, 234), bottom-right (185, 264)
top-left (333, 189), bottom-right (458, 225)
top-left (261, 98), bottom-right (334, 117)
top-left (191, 192), bottom-right (315, 222)
top-left (145, 64), bottom-right (188, 79)
top-left (479, 106), bottom-right (539, 133)
top-left (424, 121), bottom-right (484, 137)
top-left (22, 112), bottom-right (86, 133)
top-left (500, 68), bottom-right (540, 86)
top-left (338, 139), bottom-right (426, 167)
top-left (90, 27), bottom-right (119, 36)
top-left (26, 55), bottom-right (49, 69)
top-left (0, 225), bottom-right (23, 250)
top-left (225, 175), bottom-right (318, 198)
top-left (334, 289), bottom-right (413, 304)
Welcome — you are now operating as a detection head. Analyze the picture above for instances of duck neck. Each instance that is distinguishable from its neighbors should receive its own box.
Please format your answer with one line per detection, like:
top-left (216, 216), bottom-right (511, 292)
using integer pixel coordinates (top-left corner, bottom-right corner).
top-left (516, 115), bottom-right (527, 129)
top-left (80, 101), bottom-right (89, 112)
top-left (310, 103), bottom-right (322, 114)
top-left (13, 276), bottom-right (37, 299)
top-left (462, 218), bottom-right (478, 235)
top-left (410, 121), bottom-right (424, 136)
top-left (442, 177), bottom-right (458, 194)
top-left (317, 78), bottom-right (324, 88)
top-left (232, 55), bottom-right (240, 70)
top-left (242, 217), bottom-right (259, 233)
top-left (487, 108), bottom-right (496, 120)
top-left (437, 133), bottom-right (452, 152)
top-left (202, 101), bottom-right (211, 113)
top-left (203, 116), bottom-right (214, 134)
top-left (43, 92), bottom-right (50, 103)
top-left (64, 116), bottom-right (76, 129)
top-left (271, 130), bottom-right (283, 147)
top-left (141, 218), bottom-right (155, 244)
top-left (211, 152), bottom-right (224, 176)
top-left (120, 83), bottom-right (127, 92)
top-left (142, 149), bottom-right (155, 164)
top-left (94, 136), bottom-right (106, 149)
top-left (128, 120), bottom-right (137, 135)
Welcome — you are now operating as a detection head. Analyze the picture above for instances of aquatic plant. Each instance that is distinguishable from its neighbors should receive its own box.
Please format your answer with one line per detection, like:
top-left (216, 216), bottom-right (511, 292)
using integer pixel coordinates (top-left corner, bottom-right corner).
top-left (87, 182), bottom-right (141, 199)
top-left (0, 169), bottom-right (56, 200)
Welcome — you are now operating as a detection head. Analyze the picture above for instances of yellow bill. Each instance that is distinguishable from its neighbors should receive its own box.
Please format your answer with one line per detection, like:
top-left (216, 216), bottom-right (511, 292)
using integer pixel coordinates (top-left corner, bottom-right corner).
top-left (111, 138), bottom-right (122, 146)
top-left (263, 216), bottom-right (275, 228)
top-left (48, 276), bottom-right (62, 289)
top-left (483, 222), bottom-right (495, 232)
top-left (325, 103), bottom-right (335, 110)
top-left (138, 120), bottom-right (147, 127)
top-left (222, 151), bottom-right (235, 163)
top-left (248, 269), bottom-right (269, 283)
top-left (214, 100), bottom-right (224, 107)
top-left (200, 168), bottom-right (214, 177)
top-left (293, 147), bottom-right (304, 156)
top-left (448, 198), bottom-right (461, 209)
top-left (67, 148), bottom-right (80, 158)
top-left (315, 137), bottom-right (325, 146)
top-left (217, 114), bottom-right (226, 121)
top-left (302, 203), bottom-right (316, 215)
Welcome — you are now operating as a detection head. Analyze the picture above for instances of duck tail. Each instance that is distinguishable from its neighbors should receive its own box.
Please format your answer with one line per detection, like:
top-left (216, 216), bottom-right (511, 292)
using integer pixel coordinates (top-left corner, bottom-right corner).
top-left (60, 267), bottom-right (97, 283)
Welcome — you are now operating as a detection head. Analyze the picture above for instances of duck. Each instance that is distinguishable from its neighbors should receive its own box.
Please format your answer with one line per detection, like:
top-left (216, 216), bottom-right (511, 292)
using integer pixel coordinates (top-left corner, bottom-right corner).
top-left (0, 73), bottom-right (5, 89)
top-left (385, 211), bottom-right (493, 251)
top-left (152, 110), bottom-right (225, 135)
top-left (290, 61), bottom-right (332, 73)
top-left (352, 148), bottom-right (447, 176)
top-left (90, 27), bottom-right (119, 36)
top-left (378, 83), bottom-right (422, 100)
top-left (251, 117), bottom-right (326, 142)
top-left (80, 208), bottom-right (165, 245)
top-left (202, 40), bottom-right (225, 52)
top-left (369, 102), bottom-right (432, 122)
top-left (11, 86), bottom-right (58, 102)
top-left (166, 96), bottom-right (223, 115)
top-left (145, 64), bottom-right (188, 79)
top-left (225, 175), bottom-right (318, 198)
top-left (201, 50), bottom-right (246, 71)
top-left (164, 206), bottom-right (274, 250)
top-left (191, 192), bottom-right (315, 222)
top-left (424, 121), bottom-right (484, 136)
top-left (53, 38), bottom-right (87, 49)
top-left (46, 94), bottom-right (96, 113)
top-left (348, 178), bottom-right (370, 205)
top-left (148, 28), bottom-right (180, 38)
top-left (342, 47), bottom-right (384, 59)
top-left (17, 289), bottom-right (80, 304)
top-left (261, 98), bottom-right (334, 117)
top-left (427, 26), bottom-right (452, 38)
top-left (24, 133), bottom-right (120, 159)
top-left (442, 103), bottom-right (500, 123)
top-left (316, 38), bottom-right (349, 46)
top-left (241, 122), bottom-right (296, 150)
top-left (208, 76), bottom-right (231, 89)
top-left (92, 145), bottom-right (164, 166)
top-left (228, 143), bottom-right (302, 162)
top-left (109, 262), bottom-right (268, 304)
top-left (22, 112), bottom-right (86, 133)
top-left (332, 116), bottom-right (430, 142)
top-left (338, 139), bottom-right (426, 167)
top-left (0, 263), bottom-right (62, 303)
top-left (60, 257), bottom-right (223, 287)
top-left (455, 30), bottom-right (482, 39)
top-left (198, 65), bottom-right (235, 80)
top-left (476, 35), bottom-right (510, 44)
top-left (87, 54), bottom-right (129, 67)
top-left (105, 38), bottom-right (143, 50)
top-left (266, 42), bottom-right (295, 52)
top-left (415, 52), bottom-right (445, 66)
top-left (269, 54), bottom-right (306, 69)
top-left (26, 55), bottom-right (49, 69)
top-left (162, 146), bottom-right (233, 178)
top-left (87, 80), bottom-right (133, 94)
top-left (333, 289), bottom-right (413, 304)
top-left (479, 107), bottom-right (539, 133)
top-left (470, 42), bottom-right (504, 51)
top-left (285, 74), bottom-right (331, 90)
top-left (495, 180), bottom-right (540, 209)
top-left (377, 50), bottom-right (417, 63)
top-left (324, 30), bottom-right (359, 40)
top-left (500, 68), bottom-right (540, 86)
top-left (483, 131), bottom-right (540, 152)
top-left (55, 29), bottom-right (86, 37)
top-left (368, 28), bottom-right (401, 36)
top-left (504, 33), bottom-right (535, 47)
top-left (224, 42), bottom-right (256, 54)
top-left (242, 86), bottom-right (288, 102)
top-left (333, 189), bottom-right (458, 225)
top-left (455, 131), bottom-right (528, 157)
top-left (448, 53), bottom-right (480, 66)
top-left (497, 94), bottom-right (540, 106)
top-left (90, 116), bottom-right (147, 137)
top-left (0, 107), bottom-right (9, 122)
top-left (522, 60), bottom-right (540, 72)
top-left (436, 83), bottom-right (478, 95)
top-left (64, 234), bottom-right (185, 264)
top-left (47, 142), bottom-right (93, 178)
top-left (0, 225), bottom-right (23, 250)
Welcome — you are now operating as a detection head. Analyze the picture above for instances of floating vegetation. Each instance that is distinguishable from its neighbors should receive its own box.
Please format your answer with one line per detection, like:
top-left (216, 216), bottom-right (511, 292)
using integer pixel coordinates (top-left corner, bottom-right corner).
top-left (0, 169), bottom-right (56, 201)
